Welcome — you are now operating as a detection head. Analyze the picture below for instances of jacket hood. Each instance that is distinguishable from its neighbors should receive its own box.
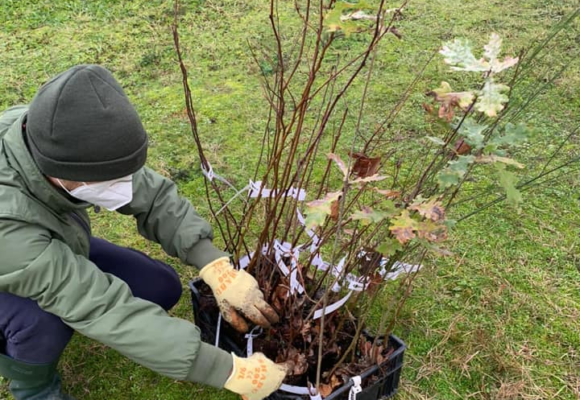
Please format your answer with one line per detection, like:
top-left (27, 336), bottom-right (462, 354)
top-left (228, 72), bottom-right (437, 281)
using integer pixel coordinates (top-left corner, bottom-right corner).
top-left (2, 109), bottom-right (90, 215)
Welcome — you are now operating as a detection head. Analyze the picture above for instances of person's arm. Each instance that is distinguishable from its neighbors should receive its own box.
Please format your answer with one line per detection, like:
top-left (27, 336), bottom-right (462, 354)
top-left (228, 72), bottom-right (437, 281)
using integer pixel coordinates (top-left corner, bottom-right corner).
top-left (0, 220), bottom-right (232, 388)
top-left (119, 167), bottom-right (280, 333)
top-left (117, 167), bottom-right (229, 268)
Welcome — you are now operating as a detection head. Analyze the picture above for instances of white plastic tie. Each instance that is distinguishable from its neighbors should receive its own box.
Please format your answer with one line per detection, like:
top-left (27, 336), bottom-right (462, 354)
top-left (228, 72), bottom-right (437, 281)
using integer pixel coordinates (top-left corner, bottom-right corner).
top-left (201, 162), bottom-right (215, 181)
top-left (215, 313), bottom-right (222, 347)
top-left (244, 326), bottom-right (263, 356)
top-left (348, 376), bottom-right (363, 400)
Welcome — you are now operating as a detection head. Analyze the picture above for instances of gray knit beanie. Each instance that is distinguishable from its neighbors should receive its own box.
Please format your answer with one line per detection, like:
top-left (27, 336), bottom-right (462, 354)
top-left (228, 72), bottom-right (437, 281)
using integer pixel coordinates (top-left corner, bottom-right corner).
top-left (26, 64), bottom-right (148, 181)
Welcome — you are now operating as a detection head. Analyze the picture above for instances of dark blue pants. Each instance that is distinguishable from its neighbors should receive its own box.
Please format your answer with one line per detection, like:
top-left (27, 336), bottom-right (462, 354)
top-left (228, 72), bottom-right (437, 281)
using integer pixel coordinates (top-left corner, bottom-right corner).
top-left (0, 237), bottom-right (182, 364)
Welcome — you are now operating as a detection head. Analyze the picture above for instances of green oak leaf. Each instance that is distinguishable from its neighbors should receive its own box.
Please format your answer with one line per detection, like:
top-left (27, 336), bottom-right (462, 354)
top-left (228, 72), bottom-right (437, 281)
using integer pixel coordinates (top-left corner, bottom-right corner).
top-left (377, 237), bottom-right (403, 257)
top-left (496, 163), bottom-right (522, 207)
top-left (457, 118), bottom-right (486, 150)
top-left (305, 191), bottom-right (342, 229)
top-left (476, 79), bottom-right (510, 117)
top-left (350, 206), bottom-right (389, 226)
top-left (437, 155), bottom-right (475, 188)
top-left (440, 39), bottom-right (489, 72)
top-left (490, 122), bottom-right (529, 147)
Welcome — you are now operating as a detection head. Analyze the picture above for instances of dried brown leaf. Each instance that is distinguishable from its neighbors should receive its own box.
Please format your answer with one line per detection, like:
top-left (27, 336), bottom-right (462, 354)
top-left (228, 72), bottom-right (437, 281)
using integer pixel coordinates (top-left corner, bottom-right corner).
top-left (330, 199), bottom-right (340, 221)
top-left (454, 139), bottom-right (472, 155)
top-left (349, 152), bottom-right (381, 178)
top-left (319, 384), bottom-right (333, 398)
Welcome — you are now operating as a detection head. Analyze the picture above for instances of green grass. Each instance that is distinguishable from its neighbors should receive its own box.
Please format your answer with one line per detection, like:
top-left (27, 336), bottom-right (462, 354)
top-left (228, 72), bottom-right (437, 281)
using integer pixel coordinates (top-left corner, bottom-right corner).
top-left (1, 0), bottom-right (579, 399)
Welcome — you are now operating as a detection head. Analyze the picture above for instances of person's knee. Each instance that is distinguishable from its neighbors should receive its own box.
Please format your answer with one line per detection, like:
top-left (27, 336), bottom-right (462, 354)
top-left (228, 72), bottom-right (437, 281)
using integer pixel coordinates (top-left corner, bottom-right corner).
top-left (6, 311), bottom-right (73, 364)
top-left (157, 264), bottom-right (183, 311)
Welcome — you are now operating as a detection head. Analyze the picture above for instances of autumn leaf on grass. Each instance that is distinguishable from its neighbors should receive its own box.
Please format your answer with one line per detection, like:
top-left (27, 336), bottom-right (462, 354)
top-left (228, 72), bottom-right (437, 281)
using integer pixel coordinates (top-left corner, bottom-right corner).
top-left (324, 0), bottom-right (375, 36)
top-left (351, 206), bottom-right (390, 226)
top-left (409, 198), bottom-right (446, 221)
top-left (475, 155), bottom-right (524, 168)
top-left (437, 155), bottom-right (475, 188)
top-left (327, 153), bottom-right (349, 177)
top-left (428, 82), bottom-right (475, 121)
top-left (440, 39), bottom-right (489, 72)
top-left (305, 191), bottom-right (342, 229)
top-left (496, 163), bottom-right (522, 207)
top-left (476, 79), bottom-right (509, 117)
top-left (389, 210), bottom-right (417, 244)
top-left (416, 219), bottom-right (448, 242)
top-left (349, 152), bottom-right (381, 178)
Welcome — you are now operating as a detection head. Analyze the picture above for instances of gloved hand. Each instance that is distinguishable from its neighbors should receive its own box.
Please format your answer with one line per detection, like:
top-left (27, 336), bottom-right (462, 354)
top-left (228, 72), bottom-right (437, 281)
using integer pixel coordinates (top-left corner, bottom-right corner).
top-left (224, 352), bottom-right (288, 400)
top-left (199, 257), bottom-right (279, 332)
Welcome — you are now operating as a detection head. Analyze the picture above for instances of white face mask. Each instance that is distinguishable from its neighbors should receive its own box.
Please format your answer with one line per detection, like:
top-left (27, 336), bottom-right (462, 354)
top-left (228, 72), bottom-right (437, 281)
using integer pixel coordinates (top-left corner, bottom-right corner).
top-left (57, 175), bottom-right (133, 211)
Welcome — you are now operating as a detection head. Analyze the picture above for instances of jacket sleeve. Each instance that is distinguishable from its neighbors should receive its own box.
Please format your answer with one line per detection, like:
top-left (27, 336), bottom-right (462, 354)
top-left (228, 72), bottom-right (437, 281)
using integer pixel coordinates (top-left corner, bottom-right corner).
top-left (117, 167), bottom-right (229, 268)
top-left (0, 220), bottom-right (233, 388)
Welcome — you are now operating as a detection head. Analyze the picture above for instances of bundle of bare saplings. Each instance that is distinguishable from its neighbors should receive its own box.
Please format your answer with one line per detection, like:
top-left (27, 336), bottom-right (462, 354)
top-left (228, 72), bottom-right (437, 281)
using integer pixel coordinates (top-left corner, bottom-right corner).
top-left (172, 0), bottom-right (576, 398)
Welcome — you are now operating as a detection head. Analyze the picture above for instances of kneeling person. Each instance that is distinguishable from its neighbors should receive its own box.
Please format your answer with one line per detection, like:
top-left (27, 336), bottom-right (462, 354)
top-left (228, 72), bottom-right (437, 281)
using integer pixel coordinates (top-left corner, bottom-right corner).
top-left (0, 65), bottom-right (286, 400)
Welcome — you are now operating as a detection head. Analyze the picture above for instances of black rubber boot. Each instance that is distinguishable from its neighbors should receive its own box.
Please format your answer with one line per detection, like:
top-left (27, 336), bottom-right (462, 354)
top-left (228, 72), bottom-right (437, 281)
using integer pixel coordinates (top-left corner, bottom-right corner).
top-left (0, 353), bottom-right (76, 400)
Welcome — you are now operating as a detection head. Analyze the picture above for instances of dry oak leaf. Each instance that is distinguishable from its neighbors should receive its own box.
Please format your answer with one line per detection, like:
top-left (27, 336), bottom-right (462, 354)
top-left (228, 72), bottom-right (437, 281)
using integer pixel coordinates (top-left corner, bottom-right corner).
top-left (330, 198), bottom-right (340, 221)
top-left (349, 152), bottom-right (381, 178)
top-left (282, 347), bottom-right (308, 376)
top-left (453, 139), bottom-right (472, 156)
top-left (428, 81), bottom-right (474, 122)
top-left (389, 210), bottom-right (417, 244)
top-left (319, 384), bottom-right (333, 398)
top-left (409, 198), bottom-right (446, 221)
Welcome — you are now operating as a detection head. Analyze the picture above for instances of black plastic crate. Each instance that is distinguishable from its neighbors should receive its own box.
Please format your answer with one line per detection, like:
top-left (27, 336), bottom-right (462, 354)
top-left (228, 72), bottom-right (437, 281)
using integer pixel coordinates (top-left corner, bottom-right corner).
top-left (189, 279), bottom-right (405, 400)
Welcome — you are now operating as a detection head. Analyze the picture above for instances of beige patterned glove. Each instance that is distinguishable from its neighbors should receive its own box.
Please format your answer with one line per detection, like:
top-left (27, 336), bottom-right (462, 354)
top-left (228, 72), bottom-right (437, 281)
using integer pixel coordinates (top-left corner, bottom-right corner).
top-left (199, 257), bottom-right (279, 333)
top-left (224, 353), bottom-right (288, 400)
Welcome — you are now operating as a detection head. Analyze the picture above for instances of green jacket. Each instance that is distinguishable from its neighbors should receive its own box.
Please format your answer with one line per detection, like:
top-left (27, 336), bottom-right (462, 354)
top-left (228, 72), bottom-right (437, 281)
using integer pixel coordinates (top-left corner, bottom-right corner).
top-left (0, 106), bottom-right (232, 388)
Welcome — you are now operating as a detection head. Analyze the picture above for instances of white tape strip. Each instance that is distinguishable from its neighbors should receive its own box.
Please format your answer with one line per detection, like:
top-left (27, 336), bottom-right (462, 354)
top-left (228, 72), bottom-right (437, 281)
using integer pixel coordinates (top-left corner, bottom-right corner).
top-left (249, 180), bottom-right (306, 201)
top-left (279, 384), bottom-right (313, 395)
top-left (313, 291), bottom-right (352, 320)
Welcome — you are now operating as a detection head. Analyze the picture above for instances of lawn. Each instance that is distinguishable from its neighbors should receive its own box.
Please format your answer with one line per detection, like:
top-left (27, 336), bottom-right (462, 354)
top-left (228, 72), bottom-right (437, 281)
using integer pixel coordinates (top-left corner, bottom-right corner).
top-left (0, 0), bottom-right (579, 399)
